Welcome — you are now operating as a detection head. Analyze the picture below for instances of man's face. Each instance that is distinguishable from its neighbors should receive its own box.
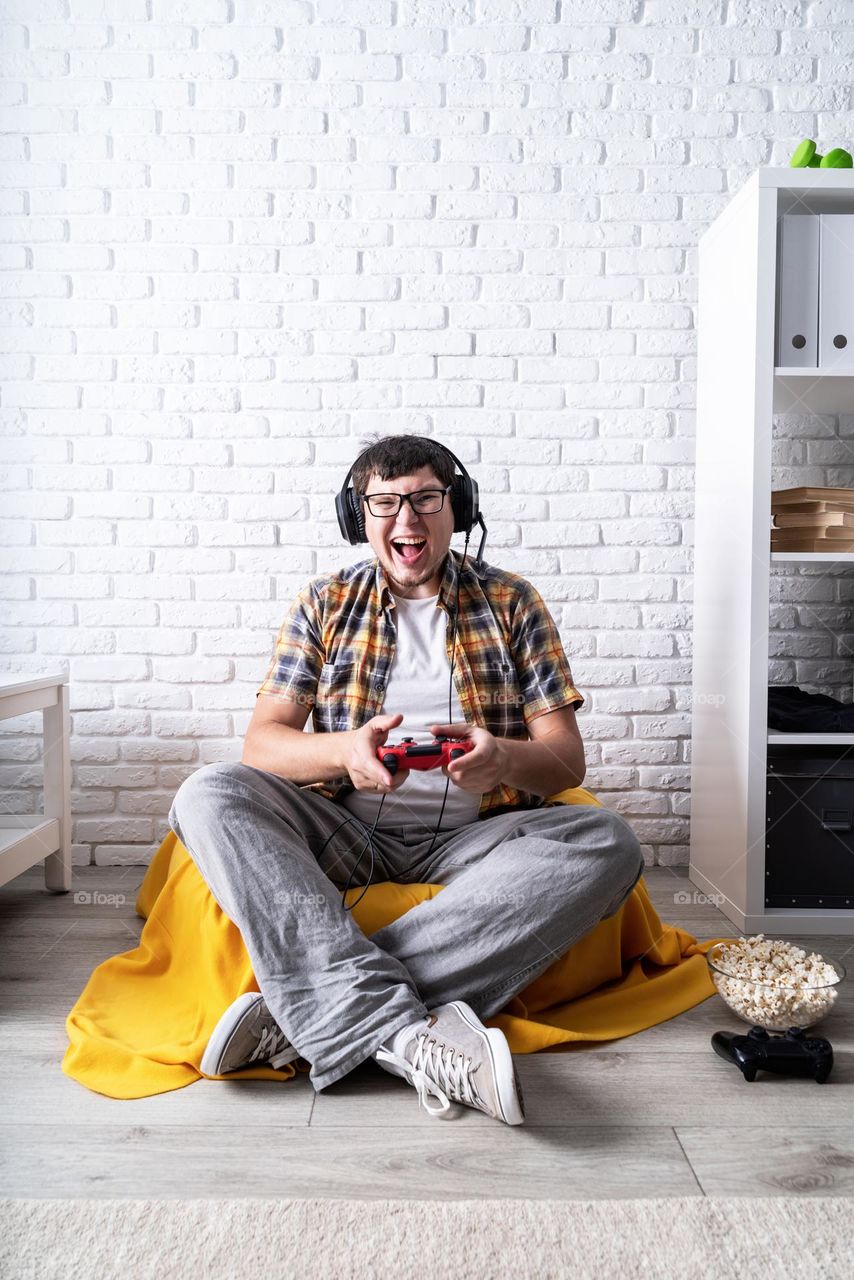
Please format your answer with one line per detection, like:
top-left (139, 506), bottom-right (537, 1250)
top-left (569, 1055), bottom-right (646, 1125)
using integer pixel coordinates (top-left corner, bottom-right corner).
top-left (362, 466), bottom-right (455, 598)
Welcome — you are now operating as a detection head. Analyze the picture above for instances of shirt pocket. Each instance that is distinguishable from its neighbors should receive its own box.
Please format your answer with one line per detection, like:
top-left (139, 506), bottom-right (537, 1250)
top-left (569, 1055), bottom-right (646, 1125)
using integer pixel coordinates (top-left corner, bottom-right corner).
top-left (470, 657), bottom-right (515, 717)
top-left (314, 661), bottom-right (357, 732)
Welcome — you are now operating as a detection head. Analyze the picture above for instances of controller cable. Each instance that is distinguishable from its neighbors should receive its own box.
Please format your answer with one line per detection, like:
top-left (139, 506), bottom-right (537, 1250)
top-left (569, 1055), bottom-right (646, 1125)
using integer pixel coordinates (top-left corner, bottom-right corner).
top-left (313, 532), bottom-right (470, 913)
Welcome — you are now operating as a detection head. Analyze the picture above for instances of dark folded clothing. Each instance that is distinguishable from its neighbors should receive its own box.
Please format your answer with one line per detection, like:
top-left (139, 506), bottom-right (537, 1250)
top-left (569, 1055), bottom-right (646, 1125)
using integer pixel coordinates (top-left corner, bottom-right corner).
top-left (767, 685), bottom-right (854, 732)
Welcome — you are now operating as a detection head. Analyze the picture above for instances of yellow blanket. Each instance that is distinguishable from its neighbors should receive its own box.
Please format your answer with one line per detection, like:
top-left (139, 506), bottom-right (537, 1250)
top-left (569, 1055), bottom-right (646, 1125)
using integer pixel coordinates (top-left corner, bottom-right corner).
top-left (62, 786), bottom-right (737, 1099)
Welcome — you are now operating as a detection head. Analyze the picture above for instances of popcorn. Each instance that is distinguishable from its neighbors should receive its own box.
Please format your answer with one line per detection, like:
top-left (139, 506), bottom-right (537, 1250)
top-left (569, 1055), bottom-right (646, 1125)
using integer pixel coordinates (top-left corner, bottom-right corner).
top-left (709, 933), bottom-right (841, 1029)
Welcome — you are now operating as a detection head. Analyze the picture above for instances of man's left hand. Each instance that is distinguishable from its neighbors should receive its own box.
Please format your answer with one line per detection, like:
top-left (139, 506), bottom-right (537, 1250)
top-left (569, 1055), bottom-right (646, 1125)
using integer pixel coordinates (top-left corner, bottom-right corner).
top-left (428, 722), bottom-right (506, 794)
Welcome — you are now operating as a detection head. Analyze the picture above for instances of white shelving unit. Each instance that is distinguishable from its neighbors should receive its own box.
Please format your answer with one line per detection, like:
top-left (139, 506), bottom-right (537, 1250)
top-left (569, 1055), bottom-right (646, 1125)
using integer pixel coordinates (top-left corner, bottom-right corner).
top-left (689, 167), bottom-right (854, 937)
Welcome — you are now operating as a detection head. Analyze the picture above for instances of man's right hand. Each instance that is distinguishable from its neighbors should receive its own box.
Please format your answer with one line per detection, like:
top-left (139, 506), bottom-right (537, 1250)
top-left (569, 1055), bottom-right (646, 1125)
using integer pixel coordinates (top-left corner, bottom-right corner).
top-left (343, 712), bottom-right (408, 793)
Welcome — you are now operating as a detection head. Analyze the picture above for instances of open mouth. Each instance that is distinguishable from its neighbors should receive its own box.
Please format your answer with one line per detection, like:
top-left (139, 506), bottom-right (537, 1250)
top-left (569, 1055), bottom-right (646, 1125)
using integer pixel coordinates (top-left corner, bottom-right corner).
top-left (391, 537), bottom-right (428, 566)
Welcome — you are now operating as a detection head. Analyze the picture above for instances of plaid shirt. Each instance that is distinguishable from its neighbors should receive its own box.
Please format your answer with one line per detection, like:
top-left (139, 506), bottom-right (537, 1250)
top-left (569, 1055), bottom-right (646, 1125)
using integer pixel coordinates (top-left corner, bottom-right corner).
top-left (256, 549), bottom-right (585, 819)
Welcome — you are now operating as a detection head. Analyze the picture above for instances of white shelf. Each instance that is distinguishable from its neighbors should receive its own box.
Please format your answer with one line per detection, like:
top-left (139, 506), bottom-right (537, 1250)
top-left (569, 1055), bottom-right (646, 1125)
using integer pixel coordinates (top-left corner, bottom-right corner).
top-left (690, 866), bottom-right (854, 936)
top-left (774, 368), bottom-right (854, 413)
top-left (771, 551), bottom-right (854, 563)
top-left (775, 366), bottom-right (854, 375)
top-left (0, 817), bottom-right (62, 884)
top-left (690, 167), bottom-right (854, 938)
top-left (767, 733), bottom-right (854, 746)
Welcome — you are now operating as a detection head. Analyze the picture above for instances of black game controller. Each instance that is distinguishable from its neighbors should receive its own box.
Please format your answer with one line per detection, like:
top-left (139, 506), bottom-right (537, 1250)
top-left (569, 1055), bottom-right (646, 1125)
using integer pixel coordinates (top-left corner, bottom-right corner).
top-left (711, 1026), bottom-right (833, 1083)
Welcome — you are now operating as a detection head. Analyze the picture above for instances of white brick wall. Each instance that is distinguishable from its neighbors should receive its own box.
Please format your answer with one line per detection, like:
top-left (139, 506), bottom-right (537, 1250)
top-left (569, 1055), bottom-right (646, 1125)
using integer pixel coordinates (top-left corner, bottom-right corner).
top-left (2, 2), bottom-right (853, 868)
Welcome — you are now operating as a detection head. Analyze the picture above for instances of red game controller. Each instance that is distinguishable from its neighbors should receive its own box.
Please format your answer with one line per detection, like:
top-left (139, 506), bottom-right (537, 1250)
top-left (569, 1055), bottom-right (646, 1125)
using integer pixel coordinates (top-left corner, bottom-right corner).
top-left (378, 736), bottom-right (475, 776)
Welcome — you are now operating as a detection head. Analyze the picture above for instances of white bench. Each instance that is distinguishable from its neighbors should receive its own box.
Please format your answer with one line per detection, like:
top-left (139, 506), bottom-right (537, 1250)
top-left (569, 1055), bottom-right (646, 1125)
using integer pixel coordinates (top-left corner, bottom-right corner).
top-left (0, 671), bottom-right (71, 892)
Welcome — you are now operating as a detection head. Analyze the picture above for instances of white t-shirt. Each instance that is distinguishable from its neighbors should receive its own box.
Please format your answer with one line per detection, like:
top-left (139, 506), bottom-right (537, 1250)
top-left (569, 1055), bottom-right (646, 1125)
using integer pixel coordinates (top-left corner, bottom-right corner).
top-left (339, 589), bottom-right (482, 832)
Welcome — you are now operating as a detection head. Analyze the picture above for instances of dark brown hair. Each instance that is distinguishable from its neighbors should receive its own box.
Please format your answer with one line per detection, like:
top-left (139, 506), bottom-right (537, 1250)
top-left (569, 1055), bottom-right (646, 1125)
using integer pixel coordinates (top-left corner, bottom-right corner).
top-left (350, 433), bottom-right (456, 494)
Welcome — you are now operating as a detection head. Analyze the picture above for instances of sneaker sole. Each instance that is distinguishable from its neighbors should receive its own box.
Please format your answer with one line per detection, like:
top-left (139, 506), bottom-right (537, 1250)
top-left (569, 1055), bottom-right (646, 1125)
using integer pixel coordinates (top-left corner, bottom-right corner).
top-left (200, 992), bottom-right (299, 1077)
top-left (449, 999), bottom-right (525, 1125)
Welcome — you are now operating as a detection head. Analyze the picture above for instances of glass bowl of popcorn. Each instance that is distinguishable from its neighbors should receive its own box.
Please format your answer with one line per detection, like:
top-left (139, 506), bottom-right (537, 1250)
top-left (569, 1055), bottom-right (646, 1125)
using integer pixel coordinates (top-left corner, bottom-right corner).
top-left (707, 934), bottom-right (845, 1031)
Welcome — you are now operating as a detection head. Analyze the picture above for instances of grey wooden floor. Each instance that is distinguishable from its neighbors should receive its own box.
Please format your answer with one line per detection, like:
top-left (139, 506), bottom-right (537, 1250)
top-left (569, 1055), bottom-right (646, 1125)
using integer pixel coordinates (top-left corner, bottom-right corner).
top-left (1, 863), bottom-right (853, 1200)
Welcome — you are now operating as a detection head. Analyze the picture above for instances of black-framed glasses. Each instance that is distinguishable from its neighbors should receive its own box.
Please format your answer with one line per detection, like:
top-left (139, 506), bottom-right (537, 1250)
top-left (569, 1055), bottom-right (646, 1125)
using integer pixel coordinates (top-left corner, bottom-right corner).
top-left (360, 485), bottom-right (452, 517)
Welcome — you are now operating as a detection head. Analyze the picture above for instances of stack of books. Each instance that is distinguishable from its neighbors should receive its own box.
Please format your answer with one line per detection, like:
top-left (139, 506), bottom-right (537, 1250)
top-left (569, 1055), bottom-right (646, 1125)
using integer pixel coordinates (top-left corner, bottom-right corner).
top-left (771, 487), bottom-right (854, 552)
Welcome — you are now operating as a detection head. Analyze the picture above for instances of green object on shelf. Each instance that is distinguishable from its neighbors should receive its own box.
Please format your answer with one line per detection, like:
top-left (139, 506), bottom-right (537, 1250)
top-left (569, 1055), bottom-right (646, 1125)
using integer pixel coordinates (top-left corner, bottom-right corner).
top-left (820, 147), bottom-right (853, 168)
top-left (790, 138), bottom-right (853, 168)
top-left (790, 139), bottom-right (817, 167)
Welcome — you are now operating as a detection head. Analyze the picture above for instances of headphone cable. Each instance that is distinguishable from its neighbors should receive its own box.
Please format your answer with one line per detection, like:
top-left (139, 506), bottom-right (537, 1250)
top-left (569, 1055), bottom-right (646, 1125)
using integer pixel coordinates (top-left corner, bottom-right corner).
top-left (320, 533), bottom-right (471, 911)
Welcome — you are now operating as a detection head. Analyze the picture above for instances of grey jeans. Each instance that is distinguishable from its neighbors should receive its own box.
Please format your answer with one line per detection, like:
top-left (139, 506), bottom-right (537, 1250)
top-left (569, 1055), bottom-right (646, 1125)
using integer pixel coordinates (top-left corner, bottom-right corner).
top-left (168, 762), bottom-right (645, 1092)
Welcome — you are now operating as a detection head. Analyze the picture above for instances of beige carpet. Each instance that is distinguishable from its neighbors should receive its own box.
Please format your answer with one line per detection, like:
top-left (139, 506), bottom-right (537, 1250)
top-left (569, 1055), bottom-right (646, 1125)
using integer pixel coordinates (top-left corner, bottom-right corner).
top-left (1, 1196), bottom-right (851, 1278)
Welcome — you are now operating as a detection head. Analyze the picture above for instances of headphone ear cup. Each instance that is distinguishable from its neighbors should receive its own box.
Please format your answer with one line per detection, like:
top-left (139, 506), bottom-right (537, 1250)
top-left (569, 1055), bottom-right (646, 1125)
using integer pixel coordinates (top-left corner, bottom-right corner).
top-left (335, 486), bottom-right (366, 544)
top-left (467, 475), bottom-right (479, 526)
top-left (451, 475), bottom-right (473, 533)
top-left (334, 490), bottom-right (349, 542)
top-left (348, 486), bottom-right (366, 542)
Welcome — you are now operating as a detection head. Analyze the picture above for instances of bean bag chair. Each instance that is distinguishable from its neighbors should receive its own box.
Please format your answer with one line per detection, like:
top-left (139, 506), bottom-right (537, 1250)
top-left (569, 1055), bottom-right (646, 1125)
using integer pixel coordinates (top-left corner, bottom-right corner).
top-left (62, 785), bottom-right (735, 1099)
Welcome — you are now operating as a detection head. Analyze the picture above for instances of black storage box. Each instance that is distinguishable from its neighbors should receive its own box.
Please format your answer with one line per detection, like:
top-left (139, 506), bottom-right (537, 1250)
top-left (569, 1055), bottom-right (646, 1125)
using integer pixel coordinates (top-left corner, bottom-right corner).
top-left (766, 746), bottom-right (854, 909)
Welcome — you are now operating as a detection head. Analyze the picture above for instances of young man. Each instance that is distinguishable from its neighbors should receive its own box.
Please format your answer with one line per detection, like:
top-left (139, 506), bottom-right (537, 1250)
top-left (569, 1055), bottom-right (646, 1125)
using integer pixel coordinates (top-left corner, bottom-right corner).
top-left (168, 435), bottom-right (644, 1125)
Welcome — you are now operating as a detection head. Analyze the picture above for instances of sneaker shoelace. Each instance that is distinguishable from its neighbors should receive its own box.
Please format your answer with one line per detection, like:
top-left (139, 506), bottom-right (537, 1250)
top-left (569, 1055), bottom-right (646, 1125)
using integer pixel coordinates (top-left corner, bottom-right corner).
top-left (376, 1030), bottom-right (486, 1119)
top-left (248, 1021), bottom-right (294, 1071)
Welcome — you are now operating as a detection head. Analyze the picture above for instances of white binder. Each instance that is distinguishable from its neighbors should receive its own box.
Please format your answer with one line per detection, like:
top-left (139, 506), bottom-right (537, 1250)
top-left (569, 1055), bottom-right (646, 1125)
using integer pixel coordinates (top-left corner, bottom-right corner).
top-left (819, 213), bottom-right (854, 369)
top-left (776, 213), bottom-right (819, 367)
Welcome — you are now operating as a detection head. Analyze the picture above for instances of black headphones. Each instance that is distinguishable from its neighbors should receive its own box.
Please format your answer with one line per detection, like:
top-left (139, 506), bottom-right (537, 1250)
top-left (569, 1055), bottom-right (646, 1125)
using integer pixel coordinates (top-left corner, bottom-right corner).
top-left (334, 438), bottom-right (487, 567)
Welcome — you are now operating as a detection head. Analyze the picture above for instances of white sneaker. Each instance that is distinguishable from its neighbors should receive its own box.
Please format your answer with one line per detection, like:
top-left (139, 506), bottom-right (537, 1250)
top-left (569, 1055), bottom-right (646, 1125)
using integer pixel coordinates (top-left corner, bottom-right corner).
top-left (374, 1000), bottom-right (525, 1125)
